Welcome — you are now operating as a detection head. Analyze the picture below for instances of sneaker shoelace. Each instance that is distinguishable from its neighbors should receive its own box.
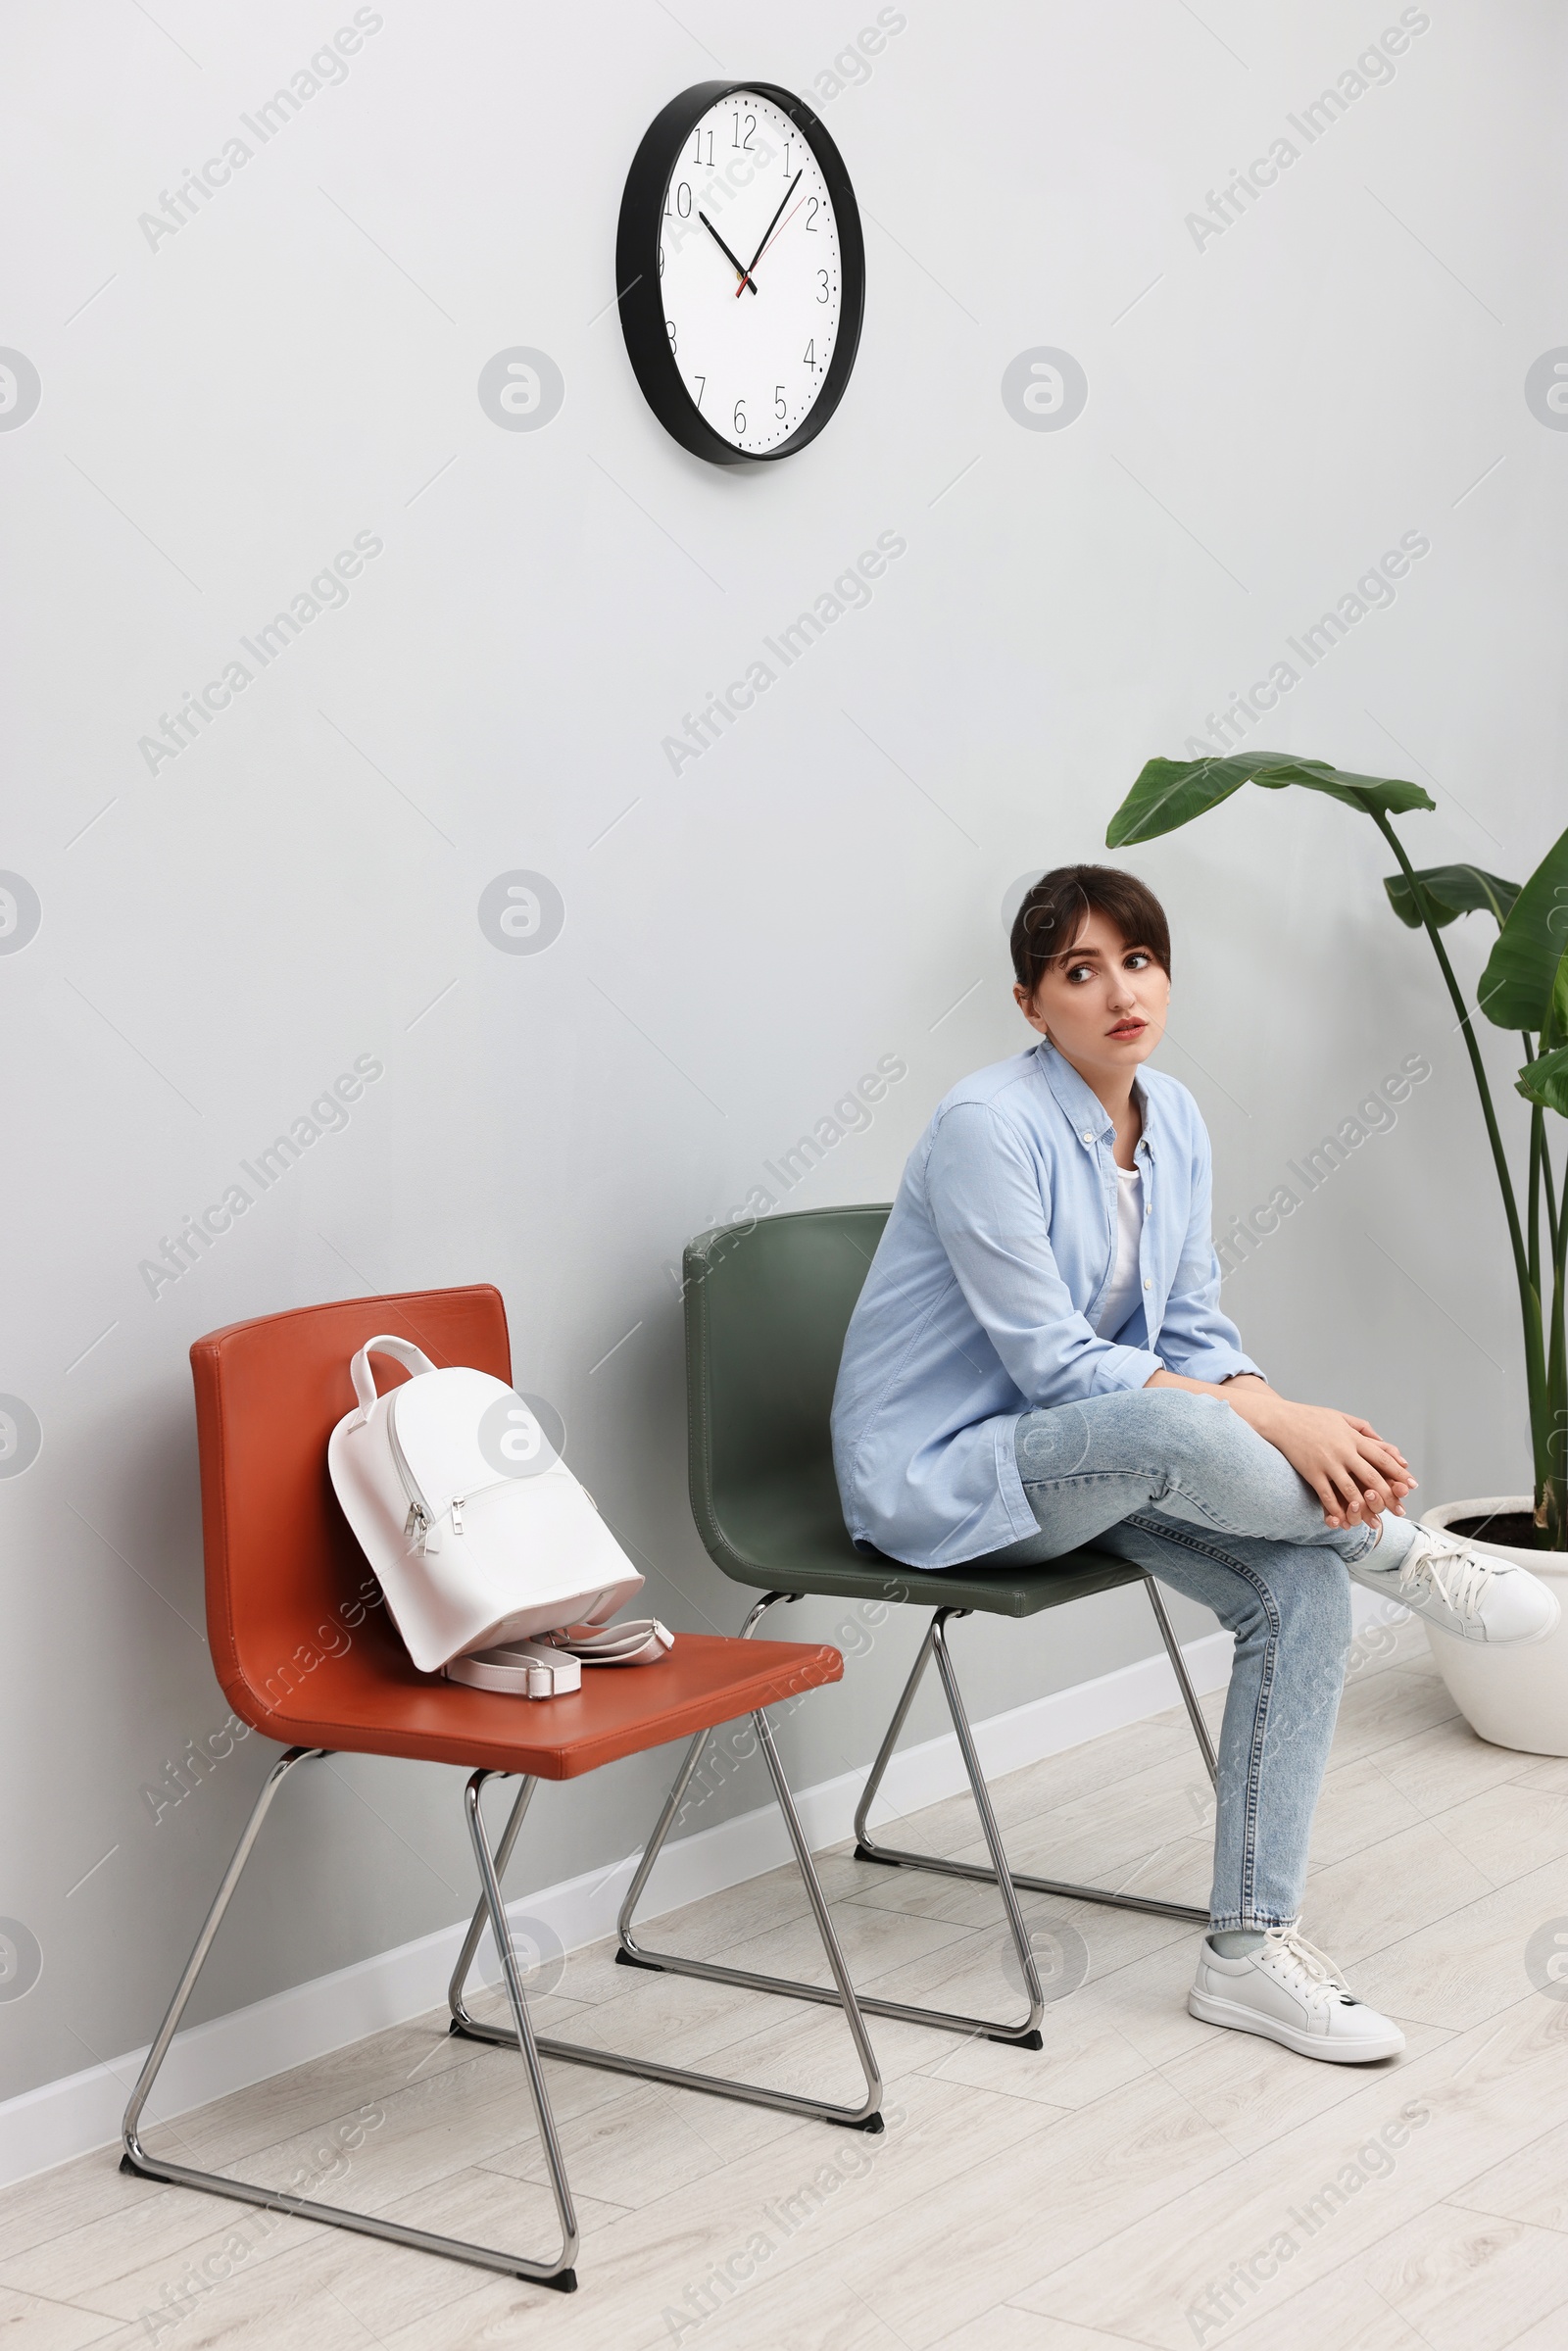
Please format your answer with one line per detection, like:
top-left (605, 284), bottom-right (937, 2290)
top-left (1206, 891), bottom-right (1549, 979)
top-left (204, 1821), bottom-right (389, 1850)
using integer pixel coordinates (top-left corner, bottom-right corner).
top-left (1258, 1925), bottom-right (1352, 2007)
top-left (1398, 1533), bottom-right (1495, 1622)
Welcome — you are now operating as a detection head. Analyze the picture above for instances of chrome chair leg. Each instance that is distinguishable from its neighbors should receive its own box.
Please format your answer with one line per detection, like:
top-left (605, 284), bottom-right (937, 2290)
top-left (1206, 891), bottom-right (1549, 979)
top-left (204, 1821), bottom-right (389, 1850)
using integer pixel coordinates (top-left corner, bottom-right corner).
top-left (854, 1601), bottom-right (1211, 1930)
top-left (615, 1597), bottom-right (1046, 2046)
top-left (1143, 1575), bottom-right (1219, 1785)
top-left (929, 1610), bottom-right (1046, 2039)
top-left (447, 1773), bottom-right (539, 2031)
top-left (851, 1615), bottom-right (940, 1855)
top-left (122, 1748), bottom-right (318, 2172)
top-left (588, 1578), bottom-right (1216, 2064)
top-left (464, 1773), bottom-right (579, 2276)
top-left (600, 1707), bottom-right (887, 2117)
top-left (121, 1747), bottom-right (579, 2290)
top-left (447, 1635), bottom-right (883, 2133)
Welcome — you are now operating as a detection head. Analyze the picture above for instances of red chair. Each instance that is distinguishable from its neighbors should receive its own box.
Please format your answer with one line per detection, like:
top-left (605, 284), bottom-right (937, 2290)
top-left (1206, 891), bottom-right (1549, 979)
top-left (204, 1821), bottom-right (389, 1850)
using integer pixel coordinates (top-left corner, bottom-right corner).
top-left (121, 1285), bottom-right (880, 2293)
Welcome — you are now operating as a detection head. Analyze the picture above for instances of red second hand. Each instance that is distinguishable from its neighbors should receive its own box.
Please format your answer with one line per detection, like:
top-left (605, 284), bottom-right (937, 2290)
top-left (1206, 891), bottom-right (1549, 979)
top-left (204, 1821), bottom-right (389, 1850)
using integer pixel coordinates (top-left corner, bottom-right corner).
top-left (736, 193), bottom-right (811, 294)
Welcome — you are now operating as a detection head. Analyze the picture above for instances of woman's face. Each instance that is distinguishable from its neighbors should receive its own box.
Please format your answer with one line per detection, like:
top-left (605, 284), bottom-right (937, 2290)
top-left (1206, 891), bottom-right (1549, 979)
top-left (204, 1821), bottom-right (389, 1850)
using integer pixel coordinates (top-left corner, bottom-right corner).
top-left (1013, 907), bottom-right (1170, 1086)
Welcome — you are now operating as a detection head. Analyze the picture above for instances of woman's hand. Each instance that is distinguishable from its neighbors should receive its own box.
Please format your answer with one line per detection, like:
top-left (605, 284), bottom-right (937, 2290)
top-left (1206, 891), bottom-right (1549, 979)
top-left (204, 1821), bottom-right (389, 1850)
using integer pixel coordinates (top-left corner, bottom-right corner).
top-left (1221, 1380), bottom-right (1416, 1527)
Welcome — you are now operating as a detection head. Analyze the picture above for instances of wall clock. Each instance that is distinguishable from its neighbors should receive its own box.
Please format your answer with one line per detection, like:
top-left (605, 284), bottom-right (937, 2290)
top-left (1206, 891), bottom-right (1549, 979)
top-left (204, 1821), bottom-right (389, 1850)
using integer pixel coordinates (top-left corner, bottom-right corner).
top-left (616, 81), bottom-right (865, 466)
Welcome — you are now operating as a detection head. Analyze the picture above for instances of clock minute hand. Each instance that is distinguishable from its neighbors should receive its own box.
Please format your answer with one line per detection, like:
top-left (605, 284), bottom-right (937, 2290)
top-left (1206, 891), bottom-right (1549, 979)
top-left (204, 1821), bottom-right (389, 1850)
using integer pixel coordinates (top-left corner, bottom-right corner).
top-left (736, 169), bottom-right (803, 296)
top-left (697, 211), bottom-right (758, 294)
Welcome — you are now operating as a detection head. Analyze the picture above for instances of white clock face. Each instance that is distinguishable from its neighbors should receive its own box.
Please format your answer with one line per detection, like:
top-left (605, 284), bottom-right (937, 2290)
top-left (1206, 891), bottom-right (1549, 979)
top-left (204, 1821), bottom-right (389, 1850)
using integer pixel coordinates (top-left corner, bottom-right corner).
top-left (658, 92), bottom-right (843, 457)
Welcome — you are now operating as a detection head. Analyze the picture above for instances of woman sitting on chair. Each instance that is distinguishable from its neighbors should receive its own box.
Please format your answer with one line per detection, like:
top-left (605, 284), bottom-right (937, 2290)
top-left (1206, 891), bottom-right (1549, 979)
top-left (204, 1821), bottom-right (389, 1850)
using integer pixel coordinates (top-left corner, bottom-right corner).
top-left (831, 862), bottom-right (1555, 2063)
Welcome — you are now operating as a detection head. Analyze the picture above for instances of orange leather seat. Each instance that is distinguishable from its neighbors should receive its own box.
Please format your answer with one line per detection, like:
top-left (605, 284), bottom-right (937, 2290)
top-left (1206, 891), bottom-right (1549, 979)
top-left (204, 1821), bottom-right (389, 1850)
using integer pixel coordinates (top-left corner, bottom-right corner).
top-left (192, 1282), bottom-right (842, 1775)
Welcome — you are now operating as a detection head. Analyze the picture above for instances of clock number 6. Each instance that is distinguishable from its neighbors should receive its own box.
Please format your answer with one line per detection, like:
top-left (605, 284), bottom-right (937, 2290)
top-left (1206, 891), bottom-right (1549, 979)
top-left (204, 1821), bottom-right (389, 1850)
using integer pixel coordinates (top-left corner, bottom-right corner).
top-left (733, 398), bottom-right (746, 436)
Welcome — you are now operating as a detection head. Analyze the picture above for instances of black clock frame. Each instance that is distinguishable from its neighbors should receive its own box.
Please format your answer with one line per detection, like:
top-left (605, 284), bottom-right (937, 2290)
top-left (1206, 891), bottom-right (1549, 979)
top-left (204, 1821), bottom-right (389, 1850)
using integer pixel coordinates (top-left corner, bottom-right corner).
top-left (616, 80), bottom-right (865, 467)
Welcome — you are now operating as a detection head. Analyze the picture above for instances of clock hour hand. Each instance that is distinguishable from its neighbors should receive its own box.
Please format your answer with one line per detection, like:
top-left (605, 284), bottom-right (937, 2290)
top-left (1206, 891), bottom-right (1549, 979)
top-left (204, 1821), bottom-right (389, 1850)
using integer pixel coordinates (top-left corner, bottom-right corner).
top-left (736, 170), bottom-right (802, 296)
top-left (697, 211), bottom-right (758, 295)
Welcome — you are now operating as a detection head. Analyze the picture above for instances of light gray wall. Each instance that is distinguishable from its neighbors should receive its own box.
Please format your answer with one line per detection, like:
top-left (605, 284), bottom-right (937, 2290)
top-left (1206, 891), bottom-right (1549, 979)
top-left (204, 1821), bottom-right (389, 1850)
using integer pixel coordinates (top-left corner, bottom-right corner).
top-left (2, 0), bottom-right (1561, 2100)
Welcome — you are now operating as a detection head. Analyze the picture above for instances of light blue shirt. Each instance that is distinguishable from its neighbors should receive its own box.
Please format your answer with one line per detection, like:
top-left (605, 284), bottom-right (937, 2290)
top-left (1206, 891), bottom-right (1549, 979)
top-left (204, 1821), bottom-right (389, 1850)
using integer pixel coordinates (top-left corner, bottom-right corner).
top-left (831, 1041), bottom-right (1261, 1569)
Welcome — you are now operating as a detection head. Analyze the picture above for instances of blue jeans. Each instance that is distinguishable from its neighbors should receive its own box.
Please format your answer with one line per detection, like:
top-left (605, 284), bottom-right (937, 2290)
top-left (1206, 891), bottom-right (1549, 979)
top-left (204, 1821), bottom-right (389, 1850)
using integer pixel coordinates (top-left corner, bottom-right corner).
top-left (983, 1387), bottom-right (1417, 1930)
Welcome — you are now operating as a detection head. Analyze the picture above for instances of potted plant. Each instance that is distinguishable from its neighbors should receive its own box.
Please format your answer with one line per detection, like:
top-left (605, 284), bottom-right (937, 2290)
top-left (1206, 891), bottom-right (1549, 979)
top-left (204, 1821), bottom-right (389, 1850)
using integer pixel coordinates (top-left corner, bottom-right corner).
top-left (1105, 754), bottom-right (1568, 1752)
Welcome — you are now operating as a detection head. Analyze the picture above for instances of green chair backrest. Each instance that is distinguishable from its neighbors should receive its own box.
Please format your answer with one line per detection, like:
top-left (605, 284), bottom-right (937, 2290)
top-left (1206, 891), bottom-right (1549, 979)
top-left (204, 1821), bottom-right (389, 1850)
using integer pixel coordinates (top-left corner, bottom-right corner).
top-left (682, 1200), bottom-right (1144, 1616)
top-left (683, 1204), bottom-right (891, 1580)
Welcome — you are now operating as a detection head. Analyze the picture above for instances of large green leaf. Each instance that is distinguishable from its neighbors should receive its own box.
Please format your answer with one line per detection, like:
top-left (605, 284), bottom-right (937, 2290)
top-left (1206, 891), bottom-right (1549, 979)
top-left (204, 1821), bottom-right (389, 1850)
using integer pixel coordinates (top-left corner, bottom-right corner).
top-left (1252, 759), bottom-right (1437, 817)
top-left (1384, 863), bottom-right (1520, 931)
top-left (1517, 1040), bottom-right (1568, 1117)
top-left (1478, 824), bottom-right (1568, 1030)
top-left (1104, 754), bottom-right (1259, 845)
top-left (1106, 753), bottom-right (1435, 848)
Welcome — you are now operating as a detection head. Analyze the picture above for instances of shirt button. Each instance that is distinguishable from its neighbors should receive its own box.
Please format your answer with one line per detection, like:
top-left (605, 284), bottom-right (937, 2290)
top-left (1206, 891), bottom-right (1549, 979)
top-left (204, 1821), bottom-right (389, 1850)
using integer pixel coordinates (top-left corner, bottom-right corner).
top-left (1082, 1131), bottom-right (1094, 1143)
top-left (1144, 1279), bottom-right (1152, 1289)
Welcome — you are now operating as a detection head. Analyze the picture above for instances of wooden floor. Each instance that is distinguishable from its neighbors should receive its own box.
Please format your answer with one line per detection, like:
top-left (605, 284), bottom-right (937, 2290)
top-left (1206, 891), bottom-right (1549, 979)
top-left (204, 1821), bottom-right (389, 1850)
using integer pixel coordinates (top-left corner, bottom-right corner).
top-left (5, 1615), bottom-right (1568, 2350)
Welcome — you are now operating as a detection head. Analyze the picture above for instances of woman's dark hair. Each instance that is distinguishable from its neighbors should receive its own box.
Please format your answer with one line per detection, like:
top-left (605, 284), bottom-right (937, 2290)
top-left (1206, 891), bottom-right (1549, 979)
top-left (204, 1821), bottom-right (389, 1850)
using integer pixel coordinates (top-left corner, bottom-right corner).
top-left (1010, 863), bottom-right (1171, 999)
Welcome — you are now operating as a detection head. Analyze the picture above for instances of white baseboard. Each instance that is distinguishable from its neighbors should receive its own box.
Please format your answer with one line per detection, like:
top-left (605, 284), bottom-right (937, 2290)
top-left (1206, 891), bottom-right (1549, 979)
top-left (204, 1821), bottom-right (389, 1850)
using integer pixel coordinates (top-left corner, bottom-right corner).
top-left (0, 1612), bottom-right (1290, 2190)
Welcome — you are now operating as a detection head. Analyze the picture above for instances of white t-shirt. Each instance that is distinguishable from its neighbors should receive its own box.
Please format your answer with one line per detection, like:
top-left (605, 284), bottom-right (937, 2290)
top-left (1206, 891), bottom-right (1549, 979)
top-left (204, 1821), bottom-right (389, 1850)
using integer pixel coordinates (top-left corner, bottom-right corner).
top-left (1094, 1165), bottom-right (1145, 1337)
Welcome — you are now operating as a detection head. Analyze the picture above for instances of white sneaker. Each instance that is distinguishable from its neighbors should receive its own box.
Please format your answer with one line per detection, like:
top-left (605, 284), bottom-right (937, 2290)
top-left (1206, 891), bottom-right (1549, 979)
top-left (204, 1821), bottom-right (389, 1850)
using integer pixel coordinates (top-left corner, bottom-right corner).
top-left (1189, 1926), bottom-right (1404, 2063)
top-left (1349, 1523), bottom-right (1560, 1645)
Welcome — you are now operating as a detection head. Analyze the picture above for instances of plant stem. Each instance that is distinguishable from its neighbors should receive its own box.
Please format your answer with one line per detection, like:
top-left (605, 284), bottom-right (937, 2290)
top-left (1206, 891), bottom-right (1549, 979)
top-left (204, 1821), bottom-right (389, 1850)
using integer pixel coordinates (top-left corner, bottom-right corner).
top-left (1372, 810), bottom-right (1556, 1537)
top-left (1549, 1185), bottom-right (1568, 1546)
top-left (1371, 812), bottom-right (1531, 1295)
top-left (1544, 1128), bottom-right (1562, 1266)
top-left (1525, 1039), bottom-right (1544, 1301)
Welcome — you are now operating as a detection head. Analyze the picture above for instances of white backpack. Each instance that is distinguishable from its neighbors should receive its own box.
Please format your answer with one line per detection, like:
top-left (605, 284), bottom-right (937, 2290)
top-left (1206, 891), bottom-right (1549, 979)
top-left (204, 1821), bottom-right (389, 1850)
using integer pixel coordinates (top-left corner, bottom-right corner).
top-left (328, 1336), bottom-right (665, 1692)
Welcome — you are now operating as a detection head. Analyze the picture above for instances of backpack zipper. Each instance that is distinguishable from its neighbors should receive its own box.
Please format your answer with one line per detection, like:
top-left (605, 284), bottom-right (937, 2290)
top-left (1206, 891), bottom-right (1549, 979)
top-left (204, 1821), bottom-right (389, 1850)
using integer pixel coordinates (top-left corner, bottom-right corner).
top-left (388, 1393), bottom-right (446, 1552)
top-left (385, 1394), bottom-right (509, 1552)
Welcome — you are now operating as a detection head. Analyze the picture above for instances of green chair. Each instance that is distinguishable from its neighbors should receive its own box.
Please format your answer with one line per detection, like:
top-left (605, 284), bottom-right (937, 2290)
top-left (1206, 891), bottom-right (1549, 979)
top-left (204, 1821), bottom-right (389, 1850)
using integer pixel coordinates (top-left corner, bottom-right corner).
top-left (616, 1203), bottom-right (1218, 2049)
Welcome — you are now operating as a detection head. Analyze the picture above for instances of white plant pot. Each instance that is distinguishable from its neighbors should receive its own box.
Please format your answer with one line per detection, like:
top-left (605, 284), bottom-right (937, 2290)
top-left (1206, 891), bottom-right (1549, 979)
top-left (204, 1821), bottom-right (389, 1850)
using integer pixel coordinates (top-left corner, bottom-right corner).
top-left (1420, 1496), bottom-right (1568, 1756)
